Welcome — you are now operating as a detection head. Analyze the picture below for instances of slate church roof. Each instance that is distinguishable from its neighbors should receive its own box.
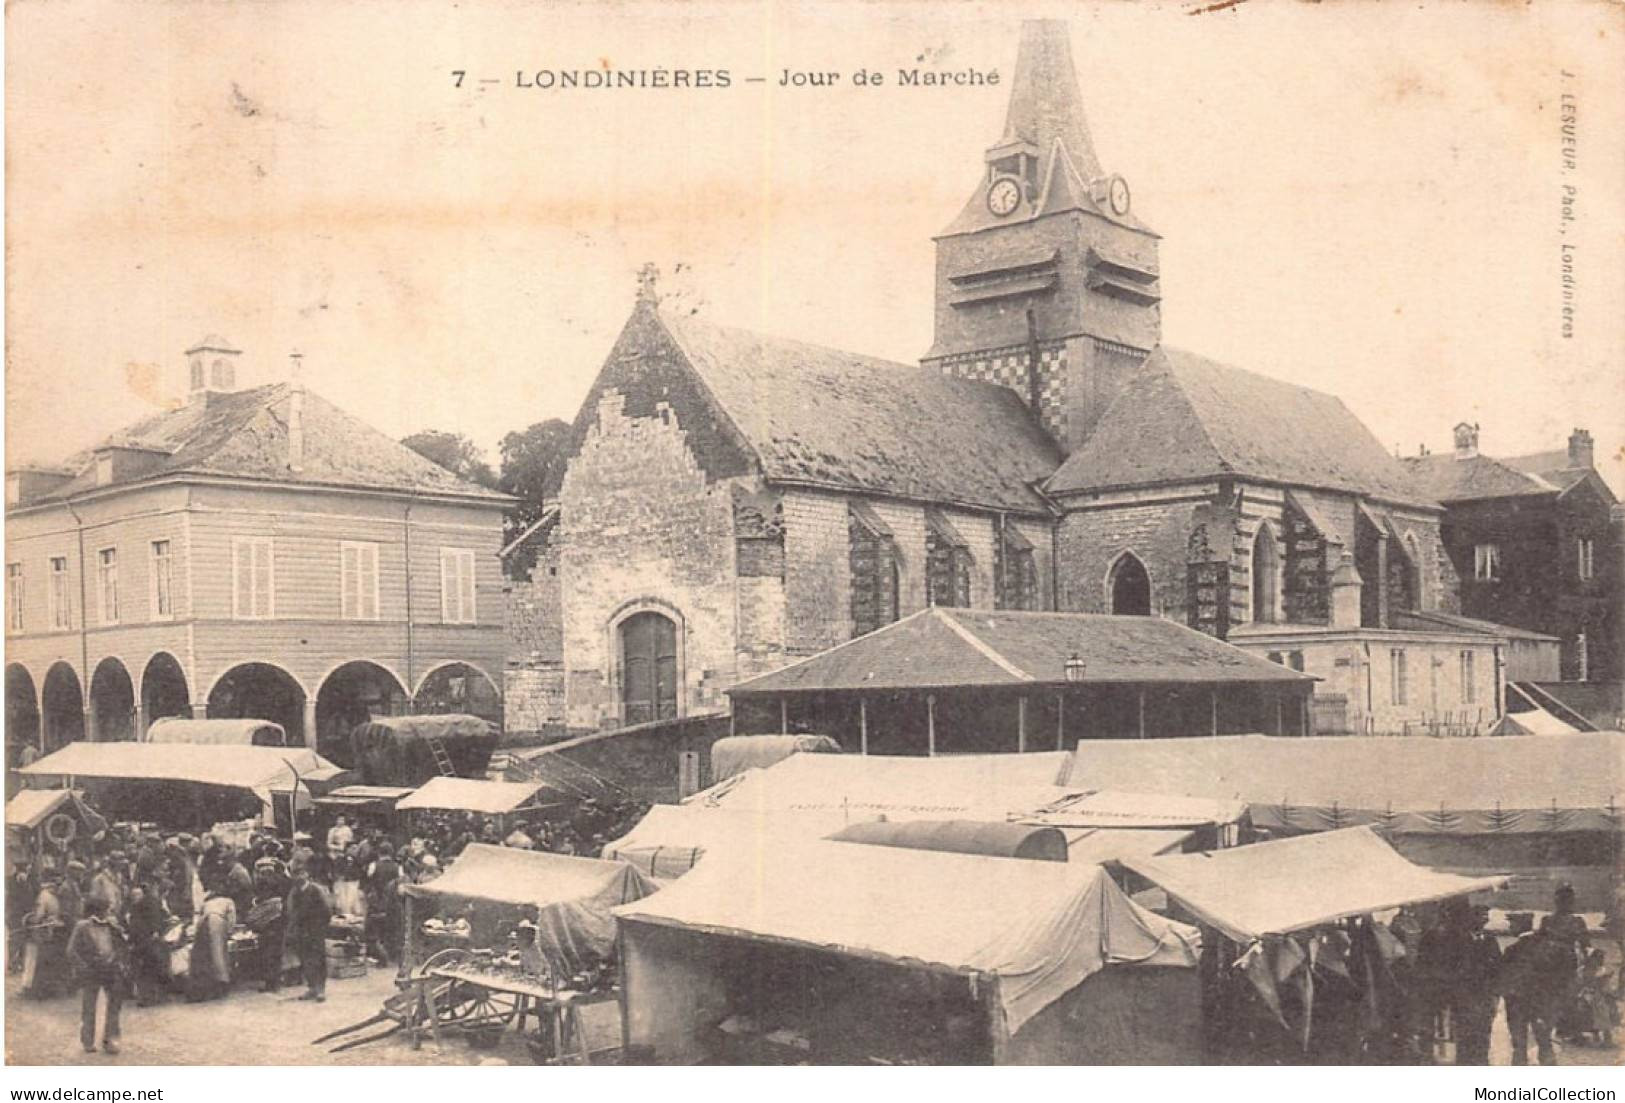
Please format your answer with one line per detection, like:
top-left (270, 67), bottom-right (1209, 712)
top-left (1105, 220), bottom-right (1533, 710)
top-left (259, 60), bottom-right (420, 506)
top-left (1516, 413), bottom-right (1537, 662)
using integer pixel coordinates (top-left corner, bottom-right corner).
top-left (629, 306), bottom-right (1062, 515)
top-left (34, 383), bottom-right (509, 504)
top-left (1046, 347), bottom-right (1432, 508)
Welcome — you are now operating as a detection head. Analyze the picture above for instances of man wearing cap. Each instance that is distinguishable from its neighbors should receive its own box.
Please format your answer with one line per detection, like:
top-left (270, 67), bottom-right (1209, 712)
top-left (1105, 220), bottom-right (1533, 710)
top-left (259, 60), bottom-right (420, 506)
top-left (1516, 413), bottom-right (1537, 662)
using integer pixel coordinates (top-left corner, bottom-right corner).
top-left (66, 896), bottom-right (127, 1055)
top-left (88, 854), bottom-right (128, 921)
top-left (285, 858), bottom-right (332, 1001)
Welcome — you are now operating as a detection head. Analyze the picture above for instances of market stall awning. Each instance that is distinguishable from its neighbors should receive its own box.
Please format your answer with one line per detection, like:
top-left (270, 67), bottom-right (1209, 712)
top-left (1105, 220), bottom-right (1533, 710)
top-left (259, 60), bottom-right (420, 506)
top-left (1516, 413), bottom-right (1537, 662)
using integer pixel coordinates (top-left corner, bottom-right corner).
top-left (402, 843), bottom-right (651, 909)
top-left (314, 785), bottom-right (416, 808)
top-left (601, 803), bottom-right (849, 880)
top-left (1061, 827), bottom-right (1192, 866)
top-left (403, 844), bottom-right (656, 977)
top-left (728, 607), bottom-right (1315, 695)
top-left (19, 743), bottom-right (335, 801)
top-left (1059, 732), bottom-right (1624, 834)
top-left (394, 776), bottom-right (553, 815)
top-left (1120, 826), bottom-right (1507, 943)
top-left (6, 788), bottom-right (80, 829)
top-left (688, 749), bottom-right (1073, 819)
top-left (614, 837), bottom-right (1198, 1035)
top-left (687, 750), bottom-right (1242, 829)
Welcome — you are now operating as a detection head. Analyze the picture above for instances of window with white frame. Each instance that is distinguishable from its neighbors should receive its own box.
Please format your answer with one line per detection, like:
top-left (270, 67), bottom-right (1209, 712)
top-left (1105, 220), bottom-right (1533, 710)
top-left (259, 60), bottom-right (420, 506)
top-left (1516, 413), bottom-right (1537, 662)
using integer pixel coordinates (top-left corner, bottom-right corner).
top-left (6, 563), bottom-right (22, 632)
top-left (1578, 538), bottom-right (1595, 581)
top-left (97, 547), bottom-right (119, 624)
top-left (150, 540), bottom-right (174, 620)
top-left (232, 537), bottom-right (274, 619)
top-left (1389, 648), bottom-right (1409, 706)
top-left (440, 548), bottom-right (476, 624)
top-left (1473, 543), bottom-right (1500, 581)
top-left (49, 557), bottom-right (70, 629)
top-left (1460, 649), bottom-right (1476, 704)
top-left (340, 541), bottom-right (380, 620)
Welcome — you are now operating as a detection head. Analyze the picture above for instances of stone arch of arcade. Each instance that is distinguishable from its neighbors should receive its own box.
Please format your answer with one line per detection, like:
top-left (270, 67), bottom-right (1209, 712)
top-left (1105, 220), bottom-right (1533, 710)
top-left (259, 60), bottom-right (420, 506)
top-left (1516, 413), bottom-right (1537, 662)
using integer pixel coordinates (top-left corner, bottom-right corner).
top-left (207, 662), bottom-right (308, 746)
top-left (6, 663), bottom-right (41, 756)
top-left (41, 661), bottom-right (86, 752)
top-left (413, 661), bottom-right (503, 728)
top-left (139, 652), bottom-right (192, 736)
top-left (89, 657), bottom-right (137, 742)
top-left (314, 660), bottom-right (410, 766)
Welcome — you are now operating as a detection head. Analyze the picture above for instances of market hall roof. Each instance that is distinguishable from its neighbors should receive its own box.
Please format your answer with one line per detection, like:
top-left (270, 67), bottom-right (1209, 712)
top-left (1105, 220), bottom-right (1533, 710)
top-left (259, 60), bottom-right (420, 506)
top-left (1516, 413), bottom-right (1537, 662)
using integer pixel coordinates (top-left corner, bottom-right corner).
top-left (727, 607), bottom-right (1314, 695)
top-left (1046, 347), bottom-right (1433, 508)
top-left (575, 299), bottom-right (1062, 515)
top-left (23, 383), bottom-right (510, 506)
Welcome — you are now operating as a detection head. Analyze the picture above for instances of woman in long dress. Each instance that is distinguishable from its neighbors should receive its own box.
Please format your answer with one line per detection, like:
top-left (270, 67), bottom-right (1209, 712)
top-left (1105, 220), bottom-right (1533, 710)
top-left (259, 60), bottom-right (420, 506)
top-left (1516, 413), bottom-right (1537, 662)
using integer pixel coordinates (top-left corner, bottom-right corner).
top-left (332, 845), bottom-right (364, 919)
top-left (186, 891), bottom-right (237, 1001)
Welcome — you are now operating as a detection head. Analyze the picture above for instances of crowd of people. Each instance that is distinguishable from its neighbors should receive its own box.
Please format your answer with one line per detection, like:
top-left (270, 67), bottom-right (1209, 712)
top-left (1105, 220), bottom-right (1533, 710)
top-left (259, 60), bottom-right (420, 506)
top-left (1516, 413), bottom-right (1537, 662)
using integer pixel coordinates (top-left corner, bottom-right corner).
top-left (1402, 887), bottom-right (1619, 1065)
top-left (9, 819), bottom-right (347, 1053)
top-left (5, 790), bottom-right (654, 1056)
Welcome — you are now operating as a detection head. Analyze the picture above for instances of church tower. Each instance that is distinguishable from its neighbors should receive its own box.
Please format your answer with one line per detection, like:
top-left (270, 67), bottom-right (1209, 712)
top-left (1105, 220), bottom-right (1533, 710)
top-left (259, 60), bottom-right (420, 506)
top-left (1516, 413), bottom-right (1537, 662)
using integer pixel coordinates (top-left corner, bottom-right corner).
top-left (922, 20), bottom-right (1161, 454)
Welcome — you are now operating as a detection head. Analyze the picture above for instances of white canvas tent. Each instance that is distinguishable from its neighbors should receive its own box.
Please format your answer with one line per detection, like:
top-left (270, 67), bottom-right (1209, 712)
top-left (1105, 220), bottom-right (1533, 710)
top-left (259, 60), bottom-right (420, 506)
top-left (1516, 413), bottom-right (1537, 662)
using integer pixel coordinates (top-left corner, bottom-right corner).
top-left (395, 777), bottom-right (552, 815)
top-left (613, 837), bottom-right (1200, 1063)
top-left (1120, 826), bottom-right (1508, 944)
top-left (18, 742), bottom-right (336, 820)
top-left (401, 843), bottom-right (655, 975)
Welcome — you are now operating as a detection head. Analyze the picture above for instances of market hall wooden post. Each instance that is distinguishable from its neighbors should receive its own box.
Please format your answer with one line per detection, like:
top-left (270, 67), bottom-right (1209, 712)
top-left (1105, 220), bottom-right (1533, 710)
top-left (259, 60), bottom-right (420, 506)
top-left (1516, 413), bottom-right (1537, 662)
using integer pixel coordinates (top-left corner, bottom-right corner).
top-left (1137, 689), bottom-right (1146, 739)
top-left (780, 698), bottom-right (788, 734)
top-left (1055, 692), bottom-right (1065, 750)
top-left (926, 694), bottom-right (937, 757)
top-left (859, 697), bottom-right (868, 756)
top-left (1016, 696), bottom-right (1027, 754)
top-left (1210, 690), bottom-right (1219, 738)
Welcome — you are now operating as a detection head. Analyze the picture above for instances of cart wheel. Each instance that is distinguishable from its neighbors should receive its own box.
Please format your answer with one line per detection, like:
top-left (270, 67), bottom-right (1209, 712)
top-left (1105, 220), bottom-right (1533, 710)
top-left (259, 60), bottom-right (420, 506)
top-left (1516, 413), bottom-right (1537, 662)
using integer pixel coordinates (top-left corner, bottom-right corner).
top-left (416, 946), bottom-right (473, 979)
top-left (439, 981), bottom-right (519, 1026)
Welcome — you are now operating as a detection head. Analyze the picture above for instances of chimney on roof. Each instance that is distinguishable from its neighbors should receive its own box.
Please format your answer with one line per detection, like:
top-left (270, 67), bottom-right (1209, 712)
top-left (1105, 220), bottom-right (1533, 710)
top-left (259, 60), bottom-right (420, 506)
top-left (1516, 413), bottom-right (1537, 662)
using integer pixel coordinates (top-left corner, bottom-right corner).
top-left (288, 351), bottom-right (305, 474)
top-left (1568, 428), bottom-right (1593, 469)
top-left (186, 335), bottom-right (242, 404)
top-left (1452, 421), bottom-right (1479, 460)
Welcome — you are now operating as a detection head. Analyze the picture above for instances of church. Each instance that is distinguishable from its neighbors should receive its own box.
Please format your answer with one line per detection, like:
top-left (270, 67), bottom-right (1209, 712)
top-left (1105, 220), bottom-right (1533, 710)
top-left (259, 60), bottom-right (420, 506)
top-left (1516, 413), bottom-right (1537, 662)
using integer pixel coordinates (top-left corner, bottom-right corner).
top-left (544, 20), bottom-right (1507, 738)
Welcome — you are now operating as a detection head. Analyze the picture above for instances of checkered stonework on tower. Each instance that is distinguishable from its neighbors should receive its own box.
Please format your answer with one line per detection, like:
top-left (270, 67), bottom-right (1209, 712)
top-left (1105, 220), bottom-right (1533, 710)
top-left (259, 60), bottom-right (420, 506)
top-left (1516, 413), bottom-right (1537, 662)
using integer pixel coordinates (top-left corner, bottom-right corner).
top-left (939, 344), bottom-right (1069, 444)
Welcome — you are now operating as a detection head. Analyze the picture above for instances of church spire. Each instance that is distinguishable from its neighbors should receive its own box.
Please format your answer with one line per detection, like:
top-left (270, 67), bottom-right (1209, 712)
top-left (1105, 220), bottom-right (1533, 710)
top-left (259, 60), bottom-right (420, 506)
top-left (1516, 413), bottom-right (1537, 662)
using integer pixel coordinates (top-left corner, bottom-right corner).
top-left (999, 19), bottom-right (1103, 185)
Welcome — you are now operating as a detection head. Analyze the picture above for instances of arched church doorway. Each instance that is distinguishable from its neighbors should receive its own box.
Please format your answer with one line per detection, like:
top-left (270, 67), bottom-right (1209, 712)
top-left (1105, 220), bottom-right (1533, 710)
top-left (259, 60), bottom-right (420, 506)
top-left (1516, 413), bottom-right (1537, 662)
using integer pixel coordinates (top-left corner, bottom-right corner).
top-left (620, 611), bottom-right (678, 725)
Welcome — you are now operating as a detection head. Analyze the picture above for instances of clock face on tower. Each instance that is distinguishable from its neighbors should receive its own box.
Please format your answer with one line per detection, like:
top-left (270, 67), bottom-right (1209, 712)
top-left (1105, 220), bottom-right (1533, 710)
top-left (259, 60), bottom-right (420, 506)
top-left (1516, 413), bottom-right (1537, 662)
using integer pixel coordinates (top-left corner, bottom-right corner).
top-left (1108, 175), bottom-right (1131, 216)
top-left (986, 176), bottom-right (1022, 217)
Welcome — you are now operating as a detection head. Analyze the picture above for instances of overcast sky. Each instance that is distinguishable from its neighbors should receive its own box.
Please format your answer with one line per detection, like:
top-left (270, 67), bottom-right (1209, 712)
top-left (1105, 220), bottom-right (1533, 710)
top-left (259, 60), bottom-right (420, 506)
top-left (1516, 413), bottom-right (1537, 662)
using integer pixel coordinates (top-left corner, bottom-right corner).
top-left (6, 1), bottom-right (1623, 493)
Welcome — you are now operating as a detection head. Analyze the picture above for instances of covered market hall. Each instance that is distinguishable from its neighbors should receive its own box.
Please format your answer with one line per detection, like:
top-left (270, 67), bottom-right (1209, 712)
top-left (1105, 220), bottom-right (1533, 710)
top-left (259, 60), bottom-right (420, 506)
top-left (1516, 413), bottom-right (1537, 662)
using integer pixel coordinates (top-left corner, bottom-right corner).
top-left (727, 608), bottom-right (1317, 754)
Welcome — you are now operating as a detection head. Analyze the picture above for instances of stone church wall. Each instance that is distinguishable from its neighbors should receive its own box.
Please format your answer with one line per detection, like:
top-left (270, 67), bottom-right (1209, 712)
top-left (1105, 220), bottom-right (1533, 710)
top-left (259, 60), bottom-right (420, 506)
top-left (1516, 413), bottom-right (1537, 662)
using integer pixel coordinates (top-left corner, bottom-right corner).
top-left (1055, 495), bottom-right (1205, 618)
top-left (558, 390), bottom-right (746, 730)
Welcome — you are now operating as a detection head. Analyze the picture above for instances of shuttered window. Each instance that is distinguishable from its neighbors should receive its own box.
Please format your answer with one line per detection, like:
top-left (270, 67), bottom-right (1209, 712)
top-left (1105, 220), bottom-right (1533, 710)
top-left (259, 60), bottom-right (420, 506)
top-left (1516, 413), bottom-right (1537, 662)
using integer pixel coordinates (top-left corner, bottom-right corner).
top-left (6, 563), bottom-right (22, 632)
top-left (97, 548), bottom-right (119, 624)
top-left (49, 557), bottom-right (70, 629)
top-left (232, 537), bottom-right (274, 619)
top-left (440, 547), bottom-right (477, 624)
top-left (1460, 650), bottom-right (1476, 704)
top-left (340, 541), bottom-right (380, 620)
top-left (150, 540), bottom-right (173, 619)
